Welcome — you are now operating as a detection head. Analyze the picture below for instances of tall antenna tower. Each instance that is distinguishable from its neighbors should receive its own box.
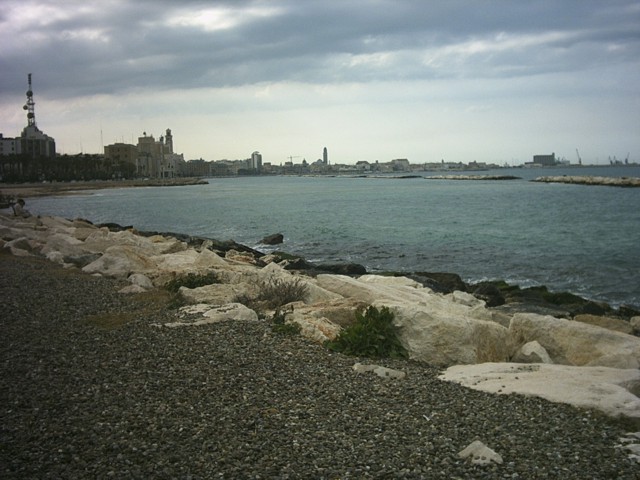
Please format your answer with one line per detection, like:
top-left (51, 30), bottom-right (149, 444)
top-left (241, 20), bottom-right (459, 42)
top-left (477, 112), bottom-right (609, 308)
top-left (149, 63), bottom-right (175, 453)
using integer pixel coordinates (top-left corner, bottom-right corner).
top-left (23, 73), bottom-right (36, 127)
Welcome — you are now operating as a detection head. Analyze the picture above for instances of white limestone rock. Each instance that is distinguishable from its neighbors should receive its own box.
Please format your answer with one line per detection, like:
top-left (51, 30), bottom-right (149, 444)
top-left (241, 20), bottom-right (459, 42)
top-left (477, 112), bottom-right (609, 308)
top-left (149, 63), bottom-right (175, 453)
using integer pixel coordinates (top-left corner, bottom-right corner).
top-left (4, 237), bottom-right (38, 253)
top-left (118, 284), bottom-right (147, 294)
top-left (458, 440), bottom-right (503, 466)
top-left (40, 233), bottom-right (86, 258)
top-left (448, 290), bottom-right (485, 308)
top-left (382, 301), bottom-right (511, 366)
top-left (632, 317), bottom-right (640, 335)
top-left (82, 229), bottom-right (186, 256)
top-left (282, 300), bottom-right (362, 343)
top-left (258, 263), bottom-right (342, 305)
top-left (82, 245), bottom-right (157, 278)
top-left (440, 362), bottom-right (640, 419)
top-left (317, 273), bottom-right (429, 305)
top-left (161, 303), bottom-right (258, 327)
top-left (128, 273), bottom-right (154, 289)
top-left (353, 363), bottom-right (406, 379)
top-left (573, 314), bottom-right (634, 335)
top-left (358, 274), bottom-right (424, 289)
top-left (179, 283), bottom-right (249, 306)
top-left (512, 340), bottom-right (553, 364)
top-left (509, 313), bottom-right (640, 368)
top-left (152, 248), bottom-right (228, 273)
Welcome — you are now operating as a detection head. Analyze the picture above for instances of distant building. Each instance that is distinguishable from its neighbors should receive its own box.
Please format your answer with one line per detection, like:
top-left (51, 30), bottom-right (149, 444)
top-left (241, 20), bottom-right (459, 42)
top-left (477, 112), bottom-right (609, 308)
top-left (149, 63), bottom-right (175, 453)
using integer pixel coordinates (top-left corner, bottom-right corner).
top-left (391, 158), bottom-right (410, 171)
top-left (0, 134), bottom-right (21, 156)
top-left (355, 160), bottom-right (371, 172)
top-left (250, 151), bottom-right (262, 171)
top-left (532, 153), bottom-right (557, 166)
top-left (104, 143), bottom-right (137, 165)
top-left (104, 128), bottom-right (183, 178)
top-left (0, 74), bottom-right (56, 159)
top-left (323, 147), bottom-right (328, 165)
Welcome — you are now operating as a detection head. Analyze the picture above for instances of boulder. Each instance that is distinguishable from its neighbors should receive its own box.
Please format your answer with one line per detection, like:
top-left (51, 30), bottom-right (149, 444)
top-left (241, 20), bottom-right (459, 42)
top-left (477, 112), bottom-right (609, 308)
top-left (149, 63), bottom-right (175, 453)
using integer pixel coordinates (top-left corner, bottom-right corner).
top-left (318, 274), bottom-right (509, 365)
top-left (225, 249), bottom-right (260, 265)
top-left (509, 313), bottom-right (640, 368)
top-left (83, 229), bottom-right (186, 256)
top-left (118, 284), bottom-right (147, 294)
top-left (261, 233), bottom-right (284, 245)
top-left (385, 301), bottom-right (511, 366)
top-left (161, 303), bottom-right (258, 327)
top-left (283, 299), bottom-right (366, 343)
top-left (82, 245), bottom-right (157, 278)
top-left (128, 273), bottom-right (154, 289)
top-left (410, 271), bottom-right (467, 293)
top-left (40, 233), bottom-right (86, 258)
top-left (573, 314), bottom-right (634, 335)
top-left (632, 316), bottom-right (640, 335)
top-left (4, 237), bottom-right (38, 253)
top-left (258, 263), bottom-right (343, 305)
top-left (152, 248), bottom-right (228, 273)
top-left (316, 274), bottom-right (431, 305)
top-left (470, 282), bottom-right (505, 307)
top-left (179, 283), bottom-right (250, 306)
top-left (439, 362), bottom-right (640, 419)
top-left (511, 340), bottom-right (553, 364)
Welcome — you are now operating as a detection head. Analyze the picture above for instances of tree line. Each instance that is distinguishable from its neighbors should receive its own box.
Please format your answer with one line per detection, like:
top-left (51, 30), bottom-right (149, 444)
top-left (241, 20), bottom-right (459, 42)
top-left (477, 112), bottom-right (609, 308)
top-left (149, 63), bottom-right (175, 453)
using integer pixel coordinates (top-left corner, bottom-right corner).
top-left (0, 154), bottom-right (136, 183)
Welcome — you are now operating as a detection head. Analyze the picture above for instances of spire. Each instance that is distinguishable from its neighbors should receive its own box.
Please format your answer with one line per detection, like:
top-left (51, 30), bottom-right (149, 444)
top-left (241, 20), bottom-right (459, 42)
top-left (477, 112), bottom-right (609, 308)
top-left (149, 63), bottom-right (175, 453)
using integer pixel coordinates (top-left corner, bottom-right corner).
top-left (23, 73), bottom-right (36, 127)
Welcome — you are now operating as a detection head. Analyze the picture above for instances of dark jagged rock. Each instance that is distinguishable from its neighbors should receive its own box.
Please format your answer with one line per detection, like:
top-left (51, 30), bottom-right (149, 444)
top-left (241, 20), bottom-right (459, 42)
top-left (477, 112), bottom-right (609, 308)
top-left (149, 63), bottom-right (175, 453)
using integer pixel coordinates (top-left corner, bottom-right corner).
top-left (96, 222), bottom-right (134, 232)
top-left (270, 252), bottom-right (316, 271)
top-left (410, 271), bottom-right (468, 294)
top-left (137, 230), bottom-right (266, 258)
top-left (316, 263), bottom-right (367, 275)
top-left (481, 282), bottom-right (615, 318)
top-left (261, 233), bottom-right (284, 245)
top-left (470, 282), bottom-right (505, 307)
top-left (63, 253), bottom-right (102, 268)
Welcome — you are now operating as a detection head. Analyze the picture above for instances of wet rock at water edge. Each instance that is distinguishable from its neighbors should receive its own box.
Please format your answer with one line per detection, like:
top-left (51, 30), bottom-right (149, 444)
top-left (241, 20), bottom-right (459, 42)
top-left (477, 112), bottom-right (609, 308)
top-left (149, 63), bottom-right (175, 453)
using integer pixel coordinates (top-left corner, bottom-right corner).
top-left (261, 233), bottom-right (284, 245)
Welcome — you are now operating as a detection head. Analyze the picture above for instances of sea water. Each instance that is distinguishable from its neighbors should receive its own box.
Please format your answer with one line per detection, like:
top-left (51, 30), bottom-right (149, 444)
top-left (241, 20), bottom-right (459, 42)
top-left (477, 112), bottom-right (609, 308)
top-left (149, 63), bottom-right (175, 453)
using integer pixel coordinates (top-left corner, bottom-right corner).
top-left (27, 165), bottom-right (640, 309)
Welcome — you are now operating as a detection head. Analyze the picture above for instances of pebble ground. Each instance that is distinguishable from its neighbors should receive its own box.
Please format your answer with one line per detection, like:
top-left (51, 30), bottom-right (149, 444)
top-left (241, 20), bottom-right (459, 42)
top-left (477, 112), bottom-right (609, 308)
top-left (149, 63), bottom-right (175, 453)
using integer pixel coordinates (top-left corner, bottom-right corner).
top-left (1, 252), bottom-right (638, 479)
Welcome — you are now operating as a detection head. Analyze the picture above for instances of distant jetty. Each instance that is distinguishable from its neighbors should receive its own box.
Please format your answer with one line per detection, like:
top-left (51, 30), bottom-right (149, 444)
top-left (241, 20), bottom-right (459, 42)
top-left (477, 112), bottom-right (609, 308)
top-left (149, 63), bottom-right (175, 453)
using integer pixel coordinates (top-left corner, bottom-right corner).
top-left (424, 174), bottom-right (521, 181)
top-left (532, 175), bottom-right (640, 187)
top-left (0, 177), bottom-right (208, 199)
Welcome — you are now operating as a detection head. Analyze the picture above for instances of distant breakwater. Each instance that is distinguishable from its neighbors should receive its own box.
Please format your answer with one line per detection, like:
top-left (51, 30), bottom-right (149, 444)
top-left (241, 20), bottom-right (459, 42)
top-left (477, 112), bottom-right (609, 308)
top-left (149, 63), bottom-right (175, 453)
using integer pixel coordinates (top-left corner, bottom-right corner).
top-left (532, 175), bottom-right (640, 187)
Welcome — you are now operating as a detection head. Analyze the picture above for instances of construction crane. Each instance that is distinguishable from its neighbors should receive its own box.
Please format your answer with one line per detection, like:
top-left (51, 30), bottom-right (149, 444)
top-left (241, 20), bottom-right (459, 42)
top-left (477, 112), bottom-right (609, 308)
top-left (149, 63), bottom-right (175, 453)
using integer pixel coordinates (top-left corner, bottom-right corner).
top-left (575, 148), bottom-right (582, 165)
top-left (286, 156), bottom-right (301, 163)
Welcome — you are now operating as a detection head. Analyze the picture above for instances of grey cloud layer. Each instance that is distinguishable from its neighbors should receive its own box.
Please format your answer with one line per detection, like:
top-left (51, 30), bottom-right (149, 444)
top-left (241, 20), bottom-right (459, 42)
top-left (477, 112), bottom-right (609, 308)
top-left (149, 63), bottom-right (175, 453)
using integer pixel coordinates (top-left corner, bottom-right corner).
top-left (1, 0), bottom-right (639, 98)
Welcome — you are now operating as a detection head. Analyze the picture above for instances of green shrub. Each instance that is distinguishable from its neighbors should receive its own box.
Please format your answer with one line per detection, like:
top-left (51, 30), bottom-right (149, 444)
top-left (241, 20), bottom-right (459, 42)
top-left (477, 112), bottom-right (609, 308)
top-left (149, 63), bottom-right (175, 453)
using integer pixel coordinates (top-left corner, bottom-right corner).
top-left (325, 306), bottom-right (407, 359)
top-left (164, 271), bottom-right (219, 293)
top-left (266, 307), bottom-right (300, 335)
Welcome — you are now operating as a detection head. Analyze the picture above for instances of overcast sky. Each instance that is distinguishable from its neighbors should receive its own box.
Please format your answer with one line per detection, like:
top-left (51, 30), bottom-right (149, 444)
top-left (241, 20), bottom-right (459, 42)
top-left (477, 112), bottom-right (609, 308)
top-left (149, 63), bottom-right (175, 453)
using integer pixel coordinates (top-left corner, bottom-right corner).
top-left (1, 0), bottom-right (639, 165)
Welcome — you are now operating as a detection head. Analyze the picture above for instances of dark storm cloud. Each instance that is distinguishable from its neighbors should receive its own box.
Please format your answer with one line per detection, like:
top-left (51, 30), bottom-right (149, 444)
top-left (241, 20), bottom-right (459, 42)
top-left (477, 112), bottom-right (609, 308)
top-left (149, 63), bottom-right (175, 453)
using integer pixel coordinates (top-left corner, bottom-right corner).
top-left (1, 0), bottom-right (639, 99)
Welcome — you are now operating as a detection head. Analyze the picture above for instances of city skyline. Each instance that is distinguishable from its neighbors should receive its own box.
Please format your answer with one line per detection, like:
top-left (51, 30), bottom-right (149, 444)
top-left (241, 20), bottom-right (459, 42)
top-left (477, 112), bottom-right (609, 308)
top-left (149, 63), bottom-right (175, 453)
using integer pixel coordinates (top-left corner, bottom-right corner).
top-left (1, 1), bottom-right (639, 165)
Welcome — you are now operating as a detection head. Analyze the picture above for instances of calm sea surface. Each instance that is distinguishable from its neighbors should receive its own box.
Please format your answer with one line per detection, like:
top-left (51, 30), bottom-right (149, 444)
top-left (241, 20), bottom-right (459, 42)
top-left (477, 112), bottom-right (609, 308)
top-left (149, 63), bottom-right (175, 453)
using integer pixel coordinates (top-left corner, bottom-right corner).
top-left (28, 165), bottom-right (640, 308)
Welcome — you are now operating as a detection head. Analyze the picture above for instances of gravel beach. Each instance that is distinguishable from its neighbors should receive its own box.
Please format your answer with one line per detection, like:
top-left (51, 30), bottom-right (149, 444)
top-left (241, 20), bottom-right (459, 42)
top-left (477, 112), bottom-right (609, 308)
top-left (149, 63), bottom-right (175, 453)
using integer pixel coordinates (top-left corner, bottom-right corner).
top-left (1, 251), bottom-right (638, 479)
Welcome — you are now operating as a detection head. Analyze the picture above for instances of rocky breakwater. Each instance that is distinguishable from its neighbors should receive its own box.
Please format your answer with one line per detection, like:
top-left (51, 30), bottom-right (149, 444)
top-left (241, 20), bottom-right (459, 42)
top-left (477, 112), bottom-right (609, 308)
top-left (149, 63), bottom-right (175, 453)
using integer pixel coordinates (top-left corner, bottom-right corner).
top-left (532, 175), bottom-right (640, 187)
top-left (2, 213), bottom-right (640, 429)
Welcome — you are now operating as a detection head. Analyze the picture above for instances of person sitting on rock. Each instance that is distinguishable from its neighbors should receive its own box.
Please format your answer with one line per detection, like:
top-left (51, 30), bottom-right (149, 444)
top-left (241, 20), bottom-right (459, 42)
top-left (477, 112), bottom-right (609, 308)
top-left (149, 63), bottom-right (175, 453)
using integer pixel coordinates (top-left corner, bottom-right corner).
top-left (12, 199), bottom-right (31, 218)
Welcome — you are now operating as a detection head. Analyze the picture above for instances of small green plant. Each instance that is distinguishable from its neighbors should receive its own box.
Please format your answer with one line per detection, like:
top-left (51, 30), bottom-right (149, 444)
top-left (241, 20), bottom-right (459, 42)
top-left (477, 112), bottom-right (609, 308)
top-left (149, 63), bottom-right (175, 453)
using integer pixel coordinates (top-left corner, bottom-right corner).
top-left (164, 271), bottom-right (219, 293)
top-left (268, 307), bottom-right (301, 335)
top-left (325, 306), bottom-right (407, 359)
